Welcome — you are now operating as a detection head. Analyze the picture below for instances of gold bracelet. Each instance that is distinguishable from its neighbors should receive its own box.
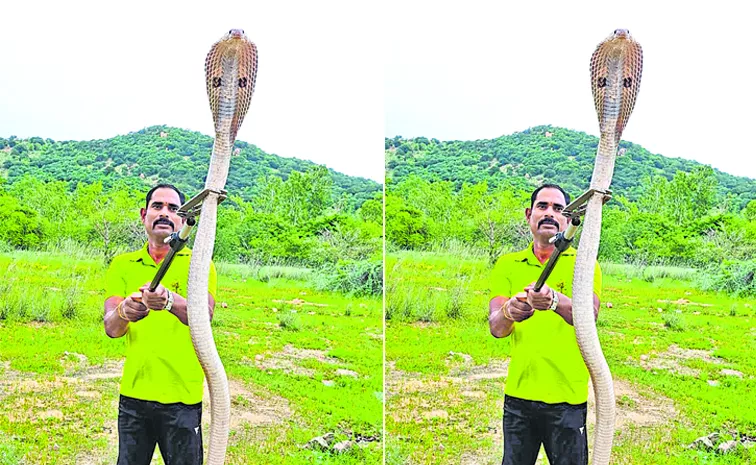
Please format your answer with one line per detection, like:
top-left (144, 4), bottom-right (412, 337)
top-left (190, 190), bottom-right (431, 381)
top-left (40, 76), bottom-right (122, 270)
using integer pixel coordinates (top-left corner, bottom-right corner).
top-left (116, 301), bottom-right (129, 322)
top-left (502, 302), bottom-right (514, 321)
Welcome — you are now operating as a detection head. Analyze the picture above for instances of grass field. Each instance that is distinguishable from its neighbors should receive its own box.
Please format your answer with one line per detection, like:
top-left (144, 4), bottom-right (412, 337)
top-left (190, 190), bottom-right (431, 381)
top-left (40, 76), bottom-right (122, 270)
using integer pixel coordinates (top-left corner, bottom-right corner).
top-left (0, 251), bottom-right (382, 464)
top-left (386, 250), bottom-right (756, 465)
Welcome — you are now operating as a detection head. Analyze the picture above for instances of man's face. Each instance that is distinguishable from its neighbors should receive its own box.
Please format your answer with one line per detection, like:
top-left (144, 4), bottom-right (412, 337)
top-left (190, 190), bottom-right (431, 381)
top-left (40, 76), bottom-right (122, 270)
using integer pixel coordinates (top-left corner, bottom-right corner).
top-left (140, 188), bottom-right (185, 242)
top-left (525, 188), bottom-right (569, 243)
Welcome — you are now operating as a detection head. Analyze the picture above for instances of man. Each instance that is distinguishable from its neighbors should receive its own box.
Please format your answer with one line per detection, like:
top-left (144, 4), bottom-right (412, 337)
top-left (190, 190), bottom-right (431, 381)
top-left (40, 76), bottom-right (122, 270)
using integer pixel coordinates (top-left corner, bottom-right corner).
top-left (488, 184), bottom-right (602, 465)
top-left (104, 184), bottom-right (217, 465)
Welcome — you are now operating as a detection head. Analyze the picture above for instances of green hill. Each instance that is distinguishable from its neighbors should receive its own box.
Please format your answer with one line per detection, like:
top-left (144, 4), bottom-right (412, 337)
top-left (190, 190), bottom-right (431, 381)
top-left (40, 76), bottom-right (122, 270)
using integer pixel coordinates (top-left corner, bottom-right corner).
top-left (0, 125), bottom-right (380, 208)
top-left (385, 125), bottom-right (755, 208)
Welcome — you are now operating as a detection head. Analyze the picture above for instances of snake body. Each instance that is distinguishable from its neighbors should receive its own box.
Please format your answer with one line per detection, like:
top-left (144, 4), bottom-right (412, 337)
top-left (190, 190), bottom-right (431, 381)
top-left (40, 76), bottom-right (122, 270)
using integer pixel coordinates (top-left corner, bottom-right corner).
top-left (574, 29), bottom-right (642, 465)
top-left (187, 29), bottom-right (257, 465)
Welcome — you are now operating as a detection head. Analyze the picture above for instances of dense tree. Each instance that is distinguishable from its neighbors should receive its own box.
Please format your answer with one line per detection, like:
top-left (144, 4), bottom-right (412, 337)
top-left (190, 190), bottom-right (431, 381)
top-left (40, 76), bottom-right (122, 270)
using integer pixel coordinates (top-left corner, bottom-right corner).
top-left (0, 167), bottom-right (380, 269)
top-left (386, 172), bottom-right (756, 267)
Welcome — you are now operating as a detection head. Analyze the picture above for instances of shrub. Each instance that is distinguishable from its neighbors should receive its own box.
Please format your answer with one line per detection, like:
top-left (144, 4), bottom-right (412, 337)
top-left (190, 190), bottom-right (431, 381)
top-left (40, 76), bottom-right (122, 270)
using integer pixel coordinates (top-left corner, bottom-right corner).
top-left (278, 312), bottom-right (301, 331)
top-left (314, 259), bottom-right (383, 297)
top-left (698, 259), bottom-right (756, 297)
top-left (662, 313), bottom-right (685, 332)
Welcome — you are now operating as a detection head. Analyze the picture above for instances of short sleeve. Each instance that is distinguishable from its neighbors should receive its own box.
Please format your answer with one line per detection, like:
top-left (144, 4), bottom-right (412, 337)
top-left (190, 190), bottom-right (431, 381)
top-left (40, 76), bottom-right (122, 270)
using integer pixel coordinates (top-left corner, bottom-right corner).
top-left (489, 257), bottom-right (513, 301)
top-left (105, 257), bottom-right (126, 299)
top-left (592, 260), bottom-right (602, 301)
top-left (208, 261), bottom-right (218, 298)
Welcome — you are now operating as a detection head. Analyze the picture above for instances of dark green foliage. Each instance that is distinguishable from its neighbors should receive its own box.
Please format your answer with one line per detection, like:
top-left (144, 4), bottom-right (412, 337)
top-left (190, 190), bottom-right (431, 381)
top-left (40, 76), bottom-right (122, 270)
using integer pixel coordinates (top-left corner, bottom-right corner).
top-left (0, 129), bottom-right (383, 298)
top-left (0, 164), bottom-right (382, 281)
top-left (386, 125), bottom-right (756, 210)
top-left (387, 150), bottom-right (756, 270)
top-left (0, 194), bottom-right (48, 248)
top-left (385, 199), bottom-right (432, 249)
top-left (0, 126), bottom-right (380, 209)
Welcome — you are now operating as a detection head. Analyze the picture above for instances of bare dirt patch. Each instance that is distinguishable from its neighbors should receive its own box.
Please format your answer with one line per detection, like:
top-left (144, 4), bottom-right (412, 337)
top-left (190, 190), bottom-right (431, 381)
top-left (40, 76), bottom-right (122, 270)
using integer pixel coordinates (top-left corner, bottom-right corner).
top-left (364, 328), bottom-right (383, 340)
top-left (79, 360), bottom-right (124, 381)
top-left (387, 357), bottom-right (510, 398)
top-left (251, 344), bottom-right (339, 376)
top-left (449, 360), bottom-right (510, 382)
top-left (460, 451), bottom-right (499, 465)
top-left (201, 378), bottom-right (292, 433)
top-left (639, 344), bottom-right (723, 377)
top-left (411, 321), bottom-right (440, 329)
top-left (272, 298), bottom-right (328, 307)
top-left (587, 377), bottom-right (676, 431)
top-left (0, 359), bottom-right (22, 399)
top-left (388, 356), bottom-right (678, 446)
top-left (657, 299), bottom-right (714, 308)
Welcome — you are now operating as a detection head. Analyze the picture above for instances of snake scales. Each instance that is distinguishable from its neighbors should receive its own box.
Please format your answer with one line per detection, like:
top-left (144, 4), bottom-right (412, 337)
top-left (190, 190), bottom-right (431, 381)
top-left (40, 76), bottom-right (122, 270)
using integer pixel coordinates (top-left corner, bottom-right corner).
top-left (186, 29), bottom-right (257, 465)
top-left (573, 29), bottom-right (642, 464)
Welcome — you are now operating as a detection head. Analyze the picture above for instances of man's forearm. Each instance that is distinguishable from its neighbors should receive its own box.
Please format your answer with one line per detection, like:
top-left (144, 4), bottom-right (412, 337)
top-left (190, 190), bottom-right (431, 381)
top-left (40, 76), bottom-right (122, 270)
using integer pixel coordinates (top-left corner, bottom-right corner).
top-left (104, 298), bottom-right (129, 338)
top-left (489, 296), bottom-right (514, 338)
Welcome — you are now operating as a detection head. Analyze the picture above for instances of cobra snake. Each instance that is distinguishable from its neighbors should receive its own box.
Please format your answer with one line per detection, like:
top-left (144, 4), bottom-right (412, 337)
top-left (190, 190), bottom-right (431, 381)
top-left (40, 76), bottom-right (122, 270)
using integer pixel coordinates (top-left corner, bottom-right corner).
top-left (573, 29), bottom-right (642, 465)
top-left (187, 29), bottom-right (257, 465)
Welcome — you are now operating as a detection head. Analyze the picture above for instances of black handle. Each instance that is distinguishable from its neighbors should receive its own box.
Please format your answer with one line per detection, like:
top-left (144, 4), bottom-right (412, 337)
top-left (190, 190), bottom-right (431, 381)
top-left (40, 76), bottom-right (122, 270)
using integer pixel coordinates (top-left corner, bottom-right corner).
top-left (533, 217), bottom-right (581, 292)
top-left (148, 217), bottom-right (197, 292)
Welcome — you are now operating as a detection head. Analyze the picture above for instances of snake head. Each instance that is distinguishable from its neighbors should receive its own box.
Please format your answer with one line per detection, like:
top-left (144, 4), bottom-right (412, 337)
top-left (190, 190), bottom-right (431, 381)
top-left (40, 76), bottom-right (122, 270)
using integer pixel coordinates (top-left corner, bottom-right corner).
top-left (225, 29), bottom-right (246, 40)
top-left (590, 29), bottom-right (643, 139)
top-left (205, 29), bottom-right (259, 144)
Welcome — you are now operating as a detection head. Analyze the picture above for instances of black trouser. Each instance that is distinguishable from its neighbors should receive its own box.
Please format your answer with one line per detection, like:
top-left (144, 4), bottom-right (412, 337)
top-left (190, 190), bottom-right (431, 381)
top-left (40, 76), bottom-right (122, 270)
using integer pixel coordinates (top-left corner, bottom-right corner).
top-left (117, 395), bottom-right (203, 465)
top-left (502, 395), bottom-right (588, 465)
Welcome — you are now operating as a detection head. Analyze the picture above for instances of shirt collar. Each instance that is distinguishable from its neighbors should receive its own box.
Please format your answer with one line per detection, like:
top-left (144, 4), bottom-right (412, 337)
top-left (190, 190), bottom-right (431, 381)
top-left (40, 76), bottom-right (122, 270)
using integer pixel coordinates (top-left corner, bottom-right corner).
top-left (129, 241), bottom-right (190, 265)
top-left (513, 241), bottom-right (576, 266)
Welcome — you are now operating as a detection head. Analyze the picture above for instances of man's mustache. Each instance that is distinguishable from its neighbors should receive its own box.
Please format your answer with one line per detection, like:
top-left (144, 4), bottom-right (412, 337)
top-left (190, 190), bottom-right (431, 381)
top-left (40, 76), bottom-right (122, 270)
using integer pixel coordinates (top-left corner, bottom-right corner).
top-left (153, 218), bottom-right (175, 229)
top-left (538, 218), bottom-right (559, 229)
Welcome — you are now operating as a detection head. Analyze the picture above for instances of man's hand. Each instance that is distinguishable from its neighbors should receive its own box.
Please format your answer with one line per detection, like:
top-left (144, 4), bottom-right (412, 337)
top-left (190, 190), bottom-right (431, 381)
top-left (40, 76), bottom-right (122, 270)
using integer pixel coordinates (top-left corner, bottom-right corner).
top-left (122, 293), bottom-right (150, 322)
top-left (139, 283), bottom-right (169, 310)
top-left (525, 283), bottom-right (553, 310)
top-left (507, 293), bottom-right (534, 322)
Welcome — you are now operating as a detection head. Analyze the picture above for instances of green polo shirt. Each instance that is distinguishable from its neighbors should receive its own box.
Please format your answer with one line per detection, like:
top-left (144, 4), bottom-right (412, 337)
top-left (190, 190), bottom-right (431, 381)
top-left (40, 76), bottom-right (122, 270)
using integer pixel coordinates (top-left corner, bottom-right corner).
top-left (489, 243), bottom-right (602, 405)
top-left (105, 243), bottom-right (217, 405)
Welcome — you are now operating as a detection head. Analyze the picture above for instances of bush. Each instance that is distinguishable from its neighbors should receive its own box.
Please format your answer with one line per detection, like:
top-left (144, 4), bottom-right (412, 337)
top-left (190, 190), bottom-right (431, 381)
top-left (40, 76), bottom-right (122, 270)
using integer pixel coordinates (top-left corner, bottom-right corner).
top-left (278, 312), bottom-right (301, 331)
top-left (662, 313), bottom-right (686, 331)
top-left (314, 259), bottom-right (383, 297)
top-left (698, 259), bottom-right (756, 297)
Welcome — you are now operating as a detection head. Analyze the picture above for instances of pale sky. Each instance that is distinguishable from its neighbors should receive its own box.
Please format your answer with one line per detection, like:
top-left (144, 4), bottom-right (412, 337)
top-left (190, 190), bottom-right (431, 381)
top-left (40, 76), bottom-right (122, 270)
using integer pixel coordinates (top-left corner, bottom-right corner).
top-left (385, 1), bottom-right (756, 181)
top-left (0, 1), bottom-right (383, 182)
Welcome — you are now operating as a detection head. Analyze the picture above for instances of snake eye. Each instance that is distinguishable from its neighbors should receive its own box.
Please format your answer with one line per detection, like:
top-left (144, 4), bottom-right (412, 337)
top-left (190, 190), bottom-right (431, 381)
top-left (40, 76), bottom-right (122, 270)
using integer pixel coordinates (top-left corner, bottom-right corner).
top-left (213, 77), bottom-right (222, 88)
top-left (239, 77), bottom-right (247, 88)
top-left (228, 29), bottom-right (233, 34)
top-left (623, 77), bottom-right (632, 88)
top-left (598, 77), bottom-right (607, 88)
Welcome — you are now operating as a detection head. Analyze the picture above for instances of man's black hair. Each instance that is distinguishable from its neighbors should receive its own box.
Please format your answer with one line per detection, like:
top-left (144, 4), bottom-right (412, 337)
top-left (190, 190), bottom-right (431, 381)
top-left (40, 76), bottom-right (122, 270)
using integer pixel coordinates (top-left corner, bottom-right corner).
top-left (530, 184), bottom-right (571, 209)
top-left (145, 184), bottom-right (185, 210)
